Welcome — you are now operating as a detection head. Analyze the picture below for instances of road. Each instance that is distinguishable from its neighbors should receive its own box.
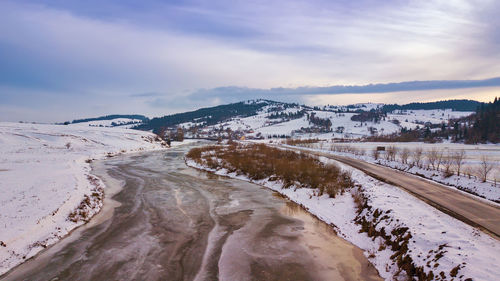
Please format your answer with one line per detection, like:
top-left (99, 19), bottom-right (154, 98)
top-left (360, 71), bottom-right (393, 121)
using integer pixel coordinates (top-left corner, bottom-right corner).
top-left (1, 144), bottom-right (381, 281)
top-left (292, 147), bottom-right (500, 239)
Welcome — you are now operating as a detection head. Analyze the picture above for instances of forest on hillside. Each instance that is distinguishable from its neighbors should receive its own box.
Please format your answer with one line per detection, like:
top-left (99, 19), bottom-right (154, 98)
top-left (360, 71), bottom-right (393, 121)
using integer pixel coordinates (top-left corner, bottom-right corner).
top-left (71, 114), bottom-right (149, 124)
top-left (367, 98), bottom-right (499, 144)
top-left (381, 99), bottom-right (483, 112)
top-left (135, 101), bottom-right (271, 133)
top-left (459, 97), bottom-right (500, 143)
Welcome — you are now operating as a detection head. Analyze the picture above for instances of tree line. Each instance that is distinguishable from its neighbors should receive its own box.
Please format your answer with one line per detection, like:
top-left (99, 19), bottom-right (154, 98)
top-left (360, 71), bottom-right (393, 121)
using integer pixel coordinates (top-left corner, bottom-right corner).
top-left (456, 97), bottom-right (500, 143)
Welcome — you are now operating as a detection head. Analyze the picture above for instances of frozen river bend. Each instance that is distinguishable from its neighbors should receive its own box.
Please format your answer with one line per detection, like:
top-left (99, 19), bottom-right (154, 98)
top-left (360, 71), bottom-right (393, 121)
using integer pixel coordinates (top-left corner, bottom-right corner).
top-left (2, 144), bottom-right (380, 281)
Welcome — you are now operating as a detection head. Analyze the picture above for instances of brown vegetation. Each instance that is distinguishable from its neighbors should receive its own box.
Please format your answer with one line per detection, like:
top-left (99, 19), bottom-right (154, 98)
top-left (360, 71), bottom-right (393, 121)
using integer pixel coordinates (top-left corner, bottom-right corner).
top-left (187, 143), bottom-right (354, 197)
top-left (386, 146), bottom-right (398, 161)
top-left (477, 155), bottom-right (494, 182)
top-left (400, 148), bottom-right (410, 164)
top-left (68, 175), bottom-right (104, 223)
top-left (284, 138), bottom-right (320, 146)
top-left (451, 150), bottom-right (466, 176)
top-left (372, 148), bottom-right (380, 160)
top-left (411, 147), bottom-right (423, 168)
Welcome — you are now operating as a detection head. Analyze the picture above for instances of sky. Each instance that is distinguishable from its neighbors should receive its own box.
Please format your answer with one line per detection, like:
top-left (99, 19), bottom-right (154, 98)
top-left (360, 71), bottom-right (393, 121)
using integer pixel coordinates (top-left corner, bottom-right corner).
top-left (1, 0), bottom-right (499, 122)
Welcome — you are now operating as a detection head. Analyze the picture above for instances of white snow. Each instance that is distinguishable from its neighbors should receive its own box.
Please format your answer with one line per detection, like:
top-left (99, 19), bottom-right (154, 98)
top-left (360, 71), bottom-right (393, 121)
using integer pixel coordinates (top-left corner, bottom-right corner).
top-left (0, 122), bottom-right (166, 275)
top-left (387, 109), bottom-right (473, 130)
top-left (70, 118), bottom-right (143, 128)
top-left (326, 103), bottom-right (384, 112)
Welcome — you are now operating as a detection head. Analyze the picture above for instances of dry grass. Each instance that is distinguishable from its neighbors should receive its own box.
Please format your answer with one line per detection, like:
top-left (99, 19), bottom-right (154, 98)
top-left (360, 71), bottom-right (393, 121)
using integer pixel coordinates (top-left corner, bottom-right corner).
top-left (187, 143), bottom-right (354, 198)
top-left (284, 138), bottom-right (321, 146)
top-left (68, 175), bottom-right (104, 223)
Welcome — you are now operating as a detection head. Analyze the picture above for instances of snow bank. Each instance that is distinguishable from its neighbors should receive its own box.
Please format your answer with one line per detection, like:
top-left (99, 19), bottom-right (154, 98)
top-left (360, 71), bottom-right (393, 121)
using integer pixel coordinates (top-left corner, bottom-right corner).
top-left (186, 149), bottom-right (500, 281)
top-left (0, 122), bottom-right (166, 275)
top-left (332, 159), bottom-right (500, 281)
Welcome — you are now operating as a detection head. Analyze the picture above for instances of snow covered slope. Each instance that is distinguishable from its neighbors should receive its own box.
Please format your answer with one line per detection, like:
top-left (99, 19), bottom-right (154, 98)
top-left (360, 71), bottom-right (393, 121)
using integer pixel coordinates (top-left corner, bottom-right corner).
top-left (0, 122), bottom-right (166, 275)
top-left (70, 117), bottom-right (144, 129)
top-left (387, 109), bottom-right (472, 130)
top-left (178, 100), bottom-right (473, 139)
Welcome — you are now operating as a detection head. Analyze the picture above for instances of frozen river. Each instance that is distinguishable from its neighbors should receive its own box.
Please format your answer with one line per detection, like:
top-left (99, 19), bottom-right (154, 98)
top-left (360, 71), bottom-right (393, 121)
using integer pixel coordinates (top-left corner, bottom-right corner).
top-left (2, 144), bottom-right (380, 281)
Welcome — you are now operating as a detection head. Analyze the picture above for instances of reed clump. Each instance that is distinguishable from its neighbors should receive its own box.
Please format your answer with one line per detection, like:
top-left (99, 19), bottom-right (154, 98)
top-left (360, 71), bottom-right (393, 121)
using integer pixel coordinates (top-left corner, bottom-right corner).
top-left (187, 143), bottom-right (354, 198)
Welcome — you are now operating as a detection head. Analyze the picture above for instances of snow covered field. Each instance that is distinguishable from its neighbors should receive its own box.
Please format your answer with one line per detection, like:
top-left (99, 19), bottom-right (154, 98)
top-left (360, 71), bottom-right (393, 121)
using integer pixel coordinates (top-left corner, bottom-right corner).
top-left (289, 142), bottom-right (500, 202)
top-left (0, 122), bottom-right (166, 275)
top-left (387, 109), bottom-right (473, 130)
top-left (186, 148), bottom-right (500, 281)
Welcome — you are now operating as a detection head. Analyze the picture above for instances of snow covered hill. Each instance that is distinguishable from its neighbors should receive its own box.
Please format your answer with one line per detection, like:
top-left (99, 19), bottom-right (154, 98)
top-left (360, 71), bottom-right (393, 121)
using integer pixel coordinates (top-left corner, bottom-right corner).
top-left (67, 100), bottom-right (474, 140)
top-left (171, 100), bottom-right (474, 140)
top-left (69, 117), bottom-right (144, 129)
top-left (0, 122), bottom-right (166, 275)
top-left (68, 114), bottom-right (148, 129)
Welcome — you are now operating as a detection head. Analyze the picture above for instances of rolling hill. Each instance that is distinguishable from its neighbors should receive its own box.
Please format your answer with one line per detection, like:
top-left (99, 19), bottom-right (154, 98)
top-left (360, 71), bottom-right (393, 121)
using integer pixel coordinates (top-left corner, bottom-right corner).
top-left (132, 99), bottom-right (478, 140)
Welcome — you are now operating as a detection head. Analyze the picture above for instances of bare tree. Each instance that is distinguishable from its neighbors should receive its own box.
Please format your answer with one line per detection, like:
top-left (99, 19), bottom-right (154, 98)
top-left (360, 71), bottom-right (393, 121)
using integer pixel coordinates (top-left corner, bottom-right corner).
top-left (175, 127), bottom-right (184, 142)
top-left (477, 155), bottom-right (494, 182)
top-left (400, 148), bottom-right (410, 164)
top-left (392, 147), bottom-right (399, 161)
top-left (442, 153), bottom-right (453, 177)
top-left (451, 150), bottom-right (466, 176)
top-left (412, 147), bottom-right (423, 168)
top-left (426, 148), bottom-right (439, 170)
top-left (386, 146), bottom-right (398, 161)
top-left (372, 148), bottom-right (380, 160)
top-left (384, 148), bottom-right (391, 161)
top-left (157, 126), bottom-right (167, 140)
top-left (436, 150), bottom-right (444, 171)
top-left (494, 168), bottom-right (499, 187)
top-left (463, 166), bottom-right (473, 179)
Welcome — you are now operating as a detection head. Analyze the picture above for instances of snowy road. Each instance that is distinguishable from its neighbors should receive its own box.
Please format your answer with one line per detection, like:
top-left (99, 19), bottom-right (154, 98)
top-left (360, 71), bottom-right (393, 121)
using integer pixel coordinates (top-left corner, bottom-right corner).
top-left (1, 144), bottom-right (380, 281)
top-left (293, 148), bottom-right (500, 239)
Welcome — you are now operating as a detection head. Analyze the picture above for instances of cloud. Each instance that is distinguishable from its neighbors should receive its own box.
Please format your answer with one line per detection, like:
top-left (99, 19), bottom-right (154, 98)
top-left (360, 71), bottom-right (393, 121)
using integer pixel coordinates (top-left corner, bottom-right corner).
top-left (1, 0), bottom-right (500, 122)
top-left (188, 77), bottom-right (500, 102)
top-left (129, 92), bottom-right (166, 98)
